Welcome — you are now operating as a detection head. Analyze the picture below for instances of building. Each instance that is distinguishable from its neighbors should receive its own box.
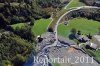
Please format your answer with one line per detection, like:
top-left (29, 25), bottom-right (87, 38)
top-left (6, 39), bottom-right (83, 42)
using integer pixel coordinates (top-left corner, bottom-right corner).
top-left (92, 35), bottom-right (100, 48)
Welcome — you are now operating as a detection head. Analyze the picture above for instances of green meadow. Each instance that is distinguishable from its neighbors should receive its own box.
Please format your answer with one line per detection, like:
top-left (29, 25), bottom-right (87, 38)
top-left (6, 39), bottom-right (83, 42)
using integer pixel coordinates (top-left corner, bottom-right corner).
top-left (65, 0), bottom-right (85, 9)
top-left (58, 18), bottom-right (100, 37)
top-left (32, 19), bottom-right (51, 36)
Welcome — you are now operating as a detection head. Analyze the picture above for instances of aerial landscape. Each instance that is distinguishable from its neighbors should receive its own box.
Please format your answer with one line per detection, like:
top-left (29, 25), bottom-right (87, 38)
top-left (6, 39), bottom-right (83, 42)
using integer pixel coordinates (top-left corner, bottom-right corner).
top-left (0, 0), bottom-right (100, 66)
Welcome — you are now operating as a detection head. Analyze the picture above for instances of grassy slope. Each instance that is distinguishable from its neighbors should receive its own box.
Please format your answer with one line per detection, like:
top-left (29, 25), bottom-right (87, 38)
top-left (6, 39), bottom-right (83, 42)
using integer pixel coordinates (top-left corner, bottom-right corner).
top-left (83, 47), bottom-right (100, 62)
top-left (58, 18), bottom-right (100, 37)
top-left (11, 19), bottom-right (51, 36)
top-left (65, 0), bottom-right (85, 9)
top-left (88, 49), bottom-right (100, 62)
top-left (11, 23), bottom-right (26, 30)
top-left (32, 19), bottom-right (51, 36)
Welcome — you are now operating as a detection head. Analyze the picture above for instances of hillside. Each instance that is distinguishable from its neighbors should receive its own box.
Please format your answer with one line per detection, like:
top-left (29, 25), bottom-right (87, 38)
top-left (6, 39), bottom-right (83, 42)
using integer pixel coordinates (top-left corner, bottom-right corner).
top-left (0, 30), bottom-right (35, 66)
top-left (0, 0), bottom-right (70, 66)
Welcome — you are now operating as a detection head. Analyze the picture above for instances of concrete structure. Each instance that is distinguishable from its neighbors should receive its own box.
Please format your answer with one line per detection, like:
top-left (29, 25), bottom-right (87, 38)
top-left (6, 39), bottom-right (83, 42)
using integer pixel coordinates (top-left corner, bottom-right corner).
top-left (93, 35), bottom-right (100, 48)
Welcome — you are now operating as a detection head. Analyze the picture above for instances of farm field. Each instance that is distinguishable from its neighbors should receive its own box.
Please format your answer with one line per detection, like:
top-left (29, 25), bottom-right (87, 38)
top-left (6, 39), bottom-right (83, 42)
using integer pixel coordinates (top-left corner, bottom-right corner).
top-left (32, 19), bottom-right (51, 36)
top-left (58, 18), bottom-right (100, 37)
top-left (11, 19), bottom-right (51, 36)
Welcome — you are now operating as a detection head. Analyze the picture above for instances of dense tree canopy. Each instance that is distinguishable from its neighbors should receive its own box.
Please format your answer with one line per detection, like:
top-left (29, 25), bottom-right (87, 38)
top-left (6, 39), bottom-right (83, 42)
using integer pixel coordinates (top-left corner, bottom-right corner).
top-left (37, 0), bottom-right (61, 8)
top-left (0, 0), bottom-right (58, 29)
top-left (80, 0), bottom-right (100, 6)
top-left (0, 31), bottom-right (35, 66)
top-left (13, 24), bottom-right (35, 42)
